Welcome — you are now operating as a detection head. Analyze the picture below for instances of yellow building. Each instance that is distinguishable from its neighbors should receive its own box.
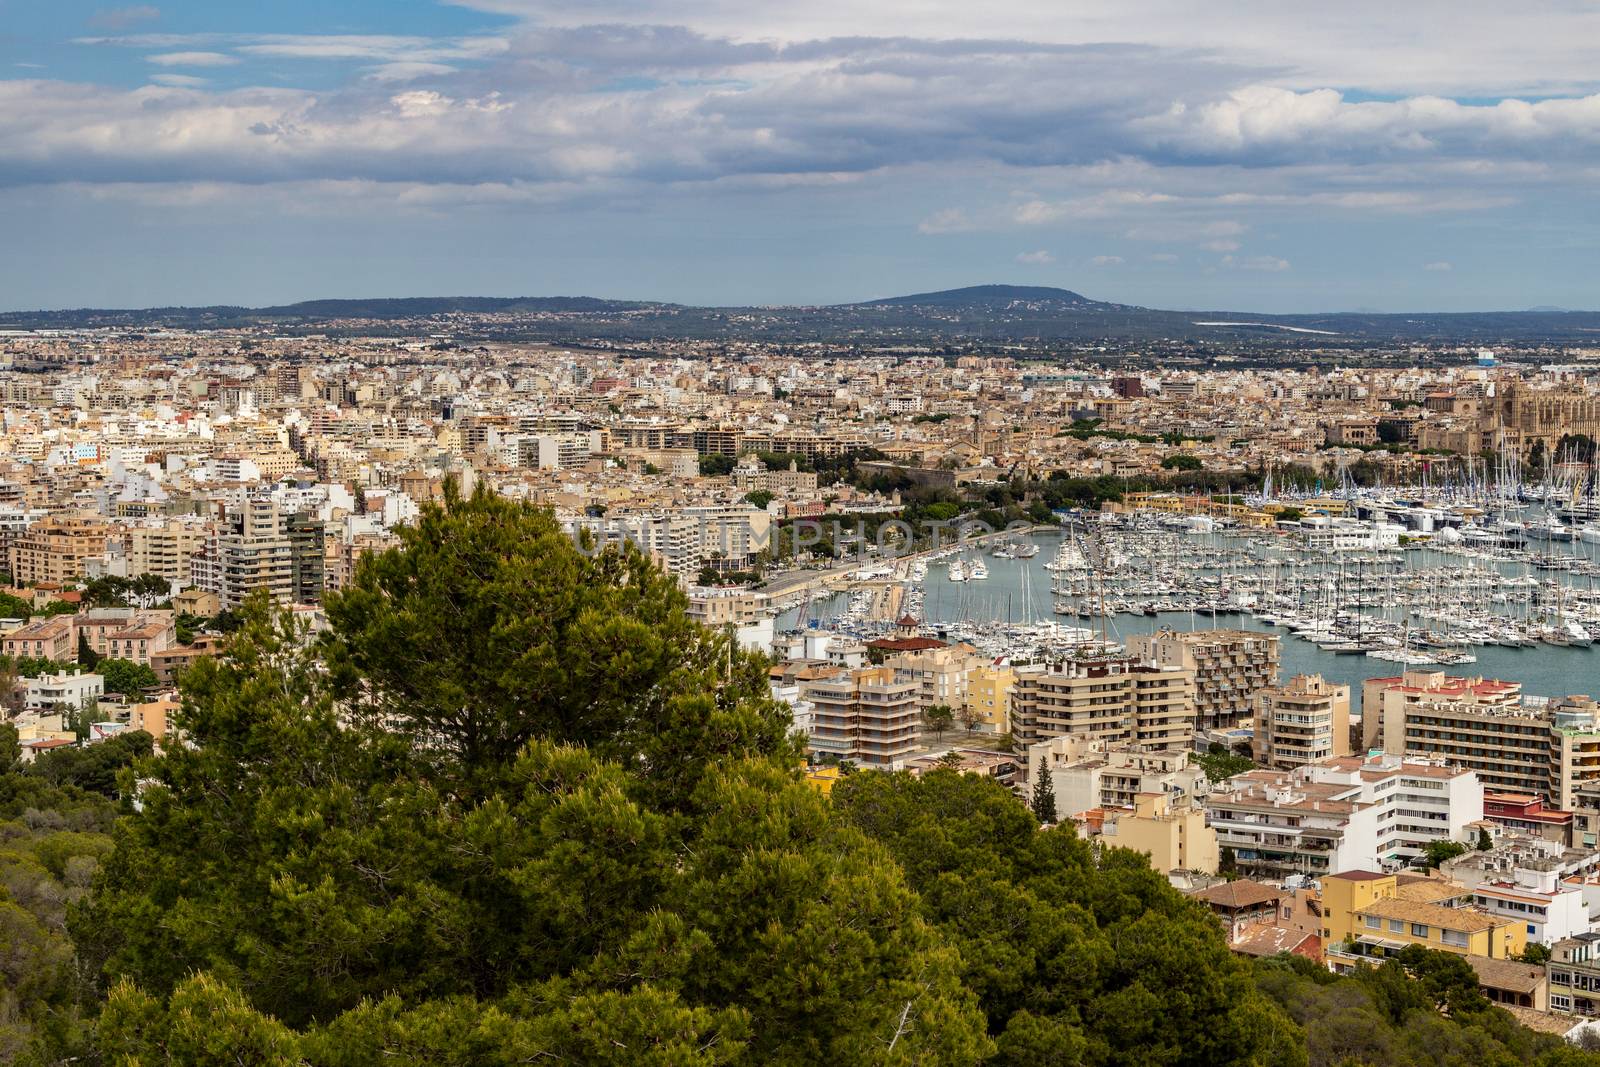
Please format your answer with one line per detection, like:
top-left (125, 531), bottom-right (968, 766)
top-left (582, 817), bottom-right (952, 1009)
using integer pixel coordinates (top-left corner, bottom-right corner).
top-left (1102, 792), bottom-right (1219, 875)
top-left (963, 663), bottom-right (1015, 733)
top-left (804, 765), bottom-right (843, 794)
top-left (1322, 871), bottom-right (1525, 970)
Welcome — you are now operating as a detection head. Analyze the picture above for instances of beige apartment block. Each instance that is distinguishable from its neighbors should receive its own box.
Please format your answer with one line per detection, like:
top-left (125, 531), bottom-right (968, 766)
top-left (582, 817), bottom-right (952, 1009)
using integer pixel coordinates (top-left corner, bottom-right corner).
top-left (1101, 792), bottom-right (1220, 876)
top-left (1127, 627), bottom-right (1279, 732)
top-left (1253, 673), bottom-right (1351, 770)
top-left (1363, 669), bottom-right (1522, 752)
top-left (802, 665), bottom-right (921, 769)
top-left (1011, 657), bottom-right (1195, 757)
top-left (8, 514), bottom-right (111, 585)
top-left (884, 644), bottom-right (979, 712)
top-left (1391, 693), bottom-right (1600, 809)
top-left (1029, 735), bottom-right (1206, 820)
top-left (126, 518), bottom-right (211, 585)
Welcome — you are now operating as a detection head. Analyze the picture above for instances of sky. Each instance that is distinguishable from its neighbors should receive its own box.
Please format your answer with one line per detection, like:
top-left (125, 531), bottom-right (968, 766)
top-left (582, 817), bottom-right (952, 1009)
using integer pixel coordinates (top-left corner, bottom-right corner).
top-left (2, 1), bottom-right (1599, 312)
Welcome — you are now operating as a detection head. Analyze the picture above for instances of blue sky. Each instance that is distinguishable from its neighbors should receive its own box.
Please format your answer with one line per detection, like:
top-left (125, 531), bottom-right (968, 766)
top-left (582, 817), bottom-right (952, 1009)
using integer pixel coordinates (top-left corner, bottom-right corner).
top-left (2, 0), bottom-right (1599, 312)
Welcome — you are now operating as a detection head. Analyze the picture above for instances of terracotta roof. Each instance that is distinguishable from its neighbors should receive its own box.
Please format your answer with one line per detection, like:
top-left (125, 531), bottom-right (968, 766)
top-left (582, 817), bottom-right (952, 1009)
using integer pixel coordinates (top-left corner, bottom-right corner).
top-left (1190, 880), bottom-right (1282, 909)
top-left (1232, 925), bottom-right (1319, 958)
top-left (1467, 956), bottom-right (1548, 996)
top-left (865, 637), bottom-right (947, 652)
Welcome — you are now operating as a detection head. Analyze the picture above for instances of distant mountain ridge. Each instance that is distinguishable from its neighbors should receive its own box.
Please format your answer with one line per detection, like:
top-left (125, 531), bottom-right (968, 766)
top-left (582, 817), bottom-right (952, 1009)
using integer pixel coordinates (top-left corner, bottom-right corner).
top-left (4, 285), bottom-right (1599, 345)
top-left (848, 284), bottom-right (1124, 309)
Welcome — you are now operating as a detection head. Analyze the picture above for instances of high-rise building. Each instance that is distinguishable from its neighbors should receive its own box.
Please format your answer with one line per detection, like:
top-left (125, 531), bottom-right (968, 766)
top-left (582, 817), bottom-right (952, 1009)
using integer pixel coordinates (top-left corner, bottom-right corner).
top-left (802, 666), bottom-right (920, 769)
top-left (1011, 657), bottom-right (1195, 759)
top-left (125, 517), bottom-right (212, 586)
top-left (190, 497), bottom-right (324, 608)
top-left (1253, 673), bottom-right (1352, 770)
top-left (1126, 627), bottom-right (1279, 733)
top-left (1381, 690), bottom-right (1600, 809)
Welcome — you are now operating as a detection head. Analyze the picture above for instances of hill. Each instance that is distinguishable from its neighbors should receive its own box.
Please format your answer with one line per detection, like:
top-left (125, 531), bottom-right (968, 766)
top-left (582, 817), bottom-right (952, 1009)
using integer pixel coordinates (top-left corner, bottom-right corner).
top-left (4, 286), bottom-right (1599, 346)
top-left (849, 284), bottom-right (1122, 309)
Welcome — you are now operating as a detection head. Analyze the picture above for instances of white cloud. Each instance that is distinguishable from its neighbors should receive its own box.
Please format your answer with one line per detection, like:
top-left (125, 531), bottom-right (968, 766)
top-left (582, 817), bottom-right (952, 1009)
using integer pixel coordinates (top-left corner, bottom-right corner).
top-left (149, 74), bottom-right (207, 88)
top-left (88, 6), bottom-right (160, 32)
top-left (1089, 255), bottom-right (1123, 266)
top-left (1136, 85), bottom-right (1600, 164)
top-left (1015, 249), bottom-right (1054, 264)
top-left (1425, 260), bottom-right (1453, 271)
top-left (365, 62), bottom-right (460, 83)
top-left (1220, 253), bottom-right (1290, 271)
top-left (147, 51), bottom-right (236, 67)
top-left (233, 34), bottom-right (508, 63)
top-left (918, 208), bottom-right (973, 234)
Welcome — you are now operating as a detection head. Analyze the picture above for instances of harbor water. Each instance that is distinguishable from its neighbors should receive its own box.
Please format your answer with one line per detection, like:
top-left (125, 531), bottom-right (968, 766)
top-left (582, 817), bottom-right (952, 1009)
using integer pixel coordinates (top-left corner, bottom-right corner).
top-left (780, 527), bottom-right (1600, 713)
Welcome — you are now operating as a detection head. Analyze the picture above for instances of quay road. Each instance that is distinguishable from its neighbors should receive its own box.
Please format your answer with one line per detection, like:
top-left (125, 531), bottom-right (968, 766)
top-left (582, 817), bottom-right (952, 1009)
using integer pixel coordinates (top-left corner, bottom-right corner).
top-left (758, 524), bottom-right (1048, 603)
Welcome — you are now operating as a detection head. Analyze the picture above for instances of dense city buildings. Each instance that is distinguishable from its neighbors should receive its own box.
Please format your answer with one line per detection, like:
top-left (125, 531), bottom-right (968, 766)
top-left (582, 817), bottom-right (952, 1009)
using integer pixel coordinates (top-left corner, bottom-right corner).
top-left (7, 315), bottom-right (1600, 1040)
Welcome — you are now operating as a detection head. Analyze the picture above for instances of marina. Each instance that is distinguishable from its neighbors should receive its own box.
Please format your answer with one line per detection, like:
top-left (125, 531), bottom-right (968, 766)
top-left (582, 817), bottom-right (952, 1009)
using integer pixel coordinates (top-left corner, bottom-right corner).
top-left (777, 509), bottom-right (1600, 708)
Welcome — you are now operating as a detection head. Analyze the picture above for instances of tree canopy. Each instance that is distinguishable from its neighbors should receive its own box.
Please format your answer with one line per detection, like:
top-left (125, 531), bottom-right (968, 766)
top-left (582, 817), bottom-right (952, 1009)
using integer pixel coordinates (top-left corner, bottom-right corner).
top-left (0, 487), bottom-right (1592, 1065)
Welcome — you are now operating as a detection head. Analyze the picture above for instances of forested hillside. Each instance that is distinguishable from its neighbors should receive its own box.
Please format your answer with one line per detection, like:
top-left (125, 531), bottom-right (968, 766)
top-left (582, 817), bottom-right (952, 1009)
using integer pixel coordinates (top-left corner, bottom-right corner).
top-left (2, 487), bottom-right (1598, 1064)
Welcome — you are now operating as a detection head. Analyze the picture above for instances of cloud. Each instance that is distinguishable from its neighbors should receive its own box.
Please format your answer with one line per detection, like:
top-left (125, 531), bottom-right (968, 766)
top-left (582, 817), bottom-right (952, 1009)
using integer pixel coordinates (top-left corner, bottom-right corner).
top-left (22, 15), bottom-right (1600, 225)
top-left (918, 208), bottom-right (973, 234)
top-left (88, 6), bottom-right (159, 32)
top-left (1135, 86), bottom-right (1600, 166)
top-left (1147, 252), bottom-right (1179, 262)
top-left (365, 63), bottom-right (461, 83)
top-left (1015, 249), bottom-right (1054, 264)
top-left (149, 74), bottom-right (208, 88)
top-left (147, 52), bottom-right (237, 68)
top-left (233, 34), bottom-right (508, 64)
top-left (1220, 253), bottom-right (1290, 271)
top-left (1089, 255), bottom-right (1123, 266)
top-left (1425, 260), bottom-right (1453, 271)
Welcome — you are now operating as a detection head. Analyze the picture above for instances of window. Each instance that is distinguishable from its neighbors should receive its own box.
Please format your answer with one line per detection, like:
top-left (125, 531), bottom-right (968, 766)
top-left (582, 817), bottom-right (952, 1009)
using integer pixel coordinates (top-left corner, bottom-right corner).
top-left (1528, 924), bottom-right (1538, 937)
top-left (1389, 920), bottom-right (1404, 934)
top-left (1411, 923), bottom-right (1430, 938)
top-left (1365, 916), bottom-right (1382, 930)
top-left (1441, 929), bottom-right (1468, 947)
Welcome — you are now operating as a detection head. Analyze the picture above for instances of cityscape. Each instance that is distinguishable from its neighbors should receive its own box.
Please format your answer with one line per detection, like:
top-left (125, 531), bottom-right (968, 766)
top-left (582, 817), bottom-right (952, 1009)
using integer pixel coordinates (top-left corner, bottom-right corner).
top-left (5, 1), bottom-right (1600, 1065)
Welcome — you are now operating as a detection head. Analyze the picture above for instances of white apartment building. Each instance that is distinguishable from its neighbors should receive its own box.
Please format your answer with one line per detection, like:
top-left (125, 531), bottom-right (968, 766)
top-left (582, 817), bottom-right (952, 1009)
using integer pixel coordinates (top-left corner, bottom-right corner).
top-left (1206, 753), bottom-right (1482, 878)
top-left (26, 672), bottom-right (105, 713)
top-left (1442, 838), bottom-right (1600, 946)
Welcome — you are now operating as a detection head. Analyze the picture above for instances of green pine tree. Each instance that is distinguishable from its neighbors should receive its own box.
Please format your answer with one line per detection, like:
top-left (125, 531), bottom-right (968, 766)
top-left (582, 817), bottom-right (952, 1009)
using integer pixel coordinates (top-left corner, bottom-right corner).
top-left (1030, 764), bottom-right (1056, 824)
